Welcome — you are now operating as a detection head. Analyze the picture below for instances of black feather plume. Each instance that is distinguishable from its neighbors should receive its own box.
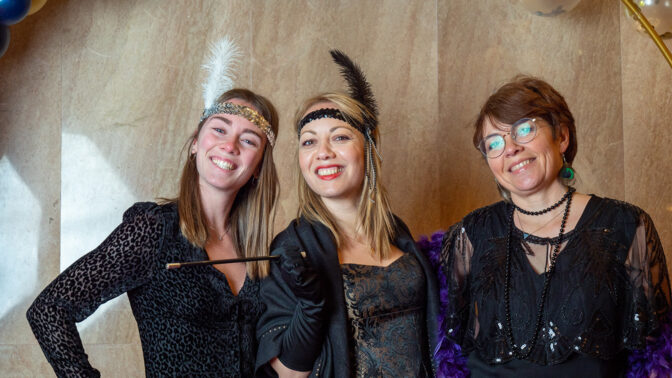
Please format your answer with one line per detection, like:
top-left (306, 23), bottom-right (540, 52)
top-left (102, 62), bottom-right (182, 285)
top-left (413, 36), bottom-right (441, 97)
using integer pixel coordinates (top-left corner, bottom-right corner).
top-left (329, 50), bottom-right (378, 124)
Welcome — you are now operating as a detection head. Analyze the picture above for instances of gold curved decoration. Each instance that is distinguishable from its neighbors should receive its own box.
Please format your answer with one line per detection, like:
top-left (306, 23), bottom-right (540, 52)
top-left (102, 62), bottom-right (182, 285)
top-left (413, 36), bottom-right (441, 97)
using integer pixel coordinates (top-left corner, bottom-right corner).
top-left (621, 0), bottom-right (672, 70)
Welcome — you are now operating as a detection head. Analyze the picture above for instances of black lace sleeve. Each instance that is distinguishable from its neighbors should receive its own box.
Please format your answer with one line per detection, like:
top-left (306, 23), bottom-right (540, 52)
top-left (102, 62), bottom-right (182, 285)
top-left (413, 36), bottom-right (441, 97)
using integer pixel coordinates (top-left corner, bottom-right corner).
top-left (625, 211), bottom-right (671, 342)
top-left (26, 202), bottom-right (164, 378)
top-left (439, 221), bottom-right (475, 346)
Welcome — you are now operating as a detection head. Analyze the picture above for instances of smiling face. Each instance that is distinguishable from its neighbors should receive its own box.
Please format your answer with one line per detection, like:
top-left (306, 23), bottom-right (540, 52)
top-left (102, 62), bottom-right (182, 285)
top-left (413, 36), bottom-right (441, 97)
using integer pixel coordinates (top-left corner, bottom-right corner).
top-left (192, 98), bottom-right (267, 196)
top-left (483, 116), bottom-right (569, 198)
top-left (298, 103), bottom-right (366, 205)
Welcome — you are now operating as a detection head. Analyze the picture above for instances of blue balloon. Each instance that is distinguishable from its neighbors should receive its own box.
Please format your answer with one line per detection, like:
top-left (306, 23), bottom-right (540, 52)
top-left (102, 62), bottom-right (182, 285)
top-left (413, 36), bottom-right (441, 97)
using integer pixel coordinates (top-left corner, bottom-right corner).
top-left (0, 24), bottom-right (9, 58)
top-left (0, 0), bottom-right (31, 25)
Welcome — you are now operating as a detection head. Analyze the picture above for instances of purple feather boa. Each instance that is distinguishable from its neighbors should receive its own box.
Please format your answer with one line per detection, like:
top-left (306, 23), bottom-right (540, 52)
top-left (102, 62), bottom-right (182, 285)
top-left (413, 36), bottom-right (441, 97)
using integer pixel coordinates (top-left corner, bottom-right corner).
top-left (418, 231), bottom-right (672, 377)
top-left (626, 312), bottom-right (672, 377)
top-left (417, 231), bottom-right (469, 378)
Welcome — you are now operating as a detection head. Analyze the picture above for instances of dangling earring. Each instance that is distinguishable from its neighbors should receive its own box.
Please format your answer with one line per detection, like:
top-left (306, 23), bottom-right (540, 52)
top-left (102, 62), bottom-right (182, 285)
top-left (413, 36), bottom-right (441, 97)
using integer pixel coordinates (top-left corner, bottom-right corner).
top-left (495, 179), bottom-right (511, 201)
top-left (365, 132), bottom-right (377, 204)
top-left (559, 153), bottom-right (575, 180)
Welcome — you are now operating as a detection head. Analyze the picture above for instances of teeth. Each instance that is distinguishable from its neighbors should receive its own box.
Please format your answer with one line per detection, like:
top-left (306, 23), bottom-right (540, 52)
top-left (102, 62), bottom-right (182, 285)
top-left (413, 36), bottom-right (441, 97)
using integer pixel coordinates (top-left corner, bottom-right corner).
top-left (511, 159), bottom-right (532, 171)
top-left (317, 167), bottom-right (343, 176)
top-left (212, 158), bottom-right (234, 170)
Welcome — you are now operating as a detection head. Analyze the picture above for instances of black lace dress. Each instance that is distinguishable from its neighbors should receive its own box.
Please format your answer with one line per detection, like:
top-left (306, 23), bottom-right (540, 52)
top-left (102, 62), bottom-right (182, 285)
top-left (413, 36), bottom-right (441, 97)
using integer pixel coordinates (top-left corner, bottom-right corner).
top-left (341, 253), bottom-right (428, 377)
top-left (26, 202), bottom-right (264, 378)
top-left (440, 196), bottom-right (671, 377)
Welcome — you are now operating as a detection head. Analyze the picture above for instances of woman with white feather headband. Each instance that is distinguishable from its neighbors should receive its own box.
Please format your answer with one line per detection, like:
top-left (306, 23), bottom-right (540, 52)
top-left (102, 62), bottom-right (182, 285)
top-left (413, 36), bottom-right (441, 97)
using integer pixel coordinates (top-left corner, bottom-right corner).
top-left (27, 38), bottom-right (279, 377)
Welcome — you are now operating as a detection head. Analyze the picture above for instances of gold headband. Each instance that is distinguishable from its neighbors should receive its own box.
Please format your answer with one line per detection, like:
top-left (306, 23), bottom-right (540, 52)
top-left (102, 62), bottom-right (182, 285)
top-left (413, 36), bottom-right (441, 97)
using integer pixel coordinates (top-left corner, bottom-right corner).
top-left (201, 102), bottom-right (275, 147)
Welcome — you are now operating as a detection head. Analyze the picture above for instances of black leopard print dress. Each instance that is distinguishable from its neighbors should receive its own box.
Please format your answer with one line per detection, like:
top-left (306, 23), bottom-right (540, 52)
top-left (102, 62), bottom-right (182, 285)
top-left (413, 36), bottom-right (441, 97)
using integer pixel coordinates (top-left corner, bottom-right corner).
top-left (26, 202), bottom-right (264, 377)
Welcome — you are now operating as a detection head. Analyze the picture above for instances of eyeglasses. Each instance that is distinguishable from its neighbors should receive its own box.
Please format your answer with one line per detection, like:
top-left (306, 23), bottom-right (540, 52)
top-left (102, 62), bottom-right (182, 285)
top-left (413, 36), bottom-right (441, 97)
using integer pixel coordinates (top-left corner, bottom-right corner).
top-left (478, 118), bottom-right (540, 159)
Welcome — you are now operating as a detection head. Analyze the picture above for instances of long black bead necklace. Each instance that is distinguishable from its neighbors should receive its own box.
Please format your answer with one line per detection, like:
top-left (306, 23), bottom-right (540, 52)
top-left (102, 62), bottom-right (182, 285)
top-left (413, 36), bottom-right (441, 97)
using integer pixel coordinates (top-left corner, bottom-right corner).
top-left (503, 186), bottom-right (575, 359)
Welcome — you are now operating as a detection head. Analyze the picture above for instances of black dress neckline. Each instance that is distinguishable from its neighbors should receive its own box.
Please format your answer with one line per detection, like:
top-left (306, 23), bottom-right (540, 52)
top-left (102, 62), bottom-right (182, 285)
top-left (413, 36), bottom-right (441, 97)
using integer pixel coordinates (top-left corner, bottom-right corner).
top-left (512, 194), bottom-right (596, 245)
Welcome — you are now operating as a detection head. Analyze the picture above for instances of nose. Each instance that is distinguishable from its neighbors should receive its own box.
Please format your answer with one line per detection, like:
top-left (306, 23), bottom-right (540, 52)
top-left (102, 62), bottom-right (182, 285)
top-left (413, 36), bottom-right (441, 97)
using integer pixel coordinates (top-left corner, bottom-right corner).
top-left (316, 142), bottom-right (335, 160)
top-left (503, 133), bottom-right (522, 157)
top-left (221, 139), bottom-right (239, 155)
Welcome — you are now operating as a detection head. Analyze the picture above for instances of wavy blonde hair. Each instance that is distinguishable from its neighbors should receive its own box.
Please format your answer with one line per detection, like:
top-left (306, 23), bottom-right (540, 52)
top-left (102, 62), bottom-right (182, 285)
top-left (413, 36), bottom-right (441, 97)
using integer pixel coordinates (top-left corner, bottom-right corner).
top-left (294, 92), bottom-right (396, 261)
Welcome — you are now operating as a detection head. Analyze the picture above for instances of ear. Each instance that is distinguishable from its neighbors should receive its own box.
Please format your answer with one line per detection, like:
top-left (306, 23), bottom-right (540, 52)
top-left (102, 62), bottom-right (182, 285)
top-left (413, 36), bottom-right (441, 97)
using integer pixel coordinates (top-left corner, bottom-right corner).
top-left (190, 139), bottom-right (198, 155)
top-left (558, 124), bottom-right (570, 154)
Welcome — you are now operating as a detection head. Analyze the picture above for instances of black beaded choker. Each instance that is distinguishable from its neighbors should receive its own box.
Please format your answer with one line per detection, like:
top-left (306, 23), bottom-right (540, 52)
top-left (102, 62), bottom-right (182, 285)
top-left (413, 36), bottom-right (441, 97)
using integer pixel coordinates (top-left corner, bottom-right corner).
top-left (512, 187), bottom-right (575, 216)
top-left (503, 186), bottom-right (574, 360)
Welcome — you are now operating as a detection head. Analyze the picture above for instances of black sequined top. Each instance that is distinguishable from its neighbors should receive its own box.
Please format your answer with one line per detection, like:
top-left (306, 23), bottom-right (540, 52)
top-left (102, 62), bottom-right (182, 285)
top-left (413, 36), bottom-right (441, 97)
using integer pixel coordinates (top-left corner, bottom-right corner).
top-left (440, 196), bottom-right (671, 374)
top-left (341, 253), bottom-right (428, 377)
top-left (26, 202), bottom-right (264, 378)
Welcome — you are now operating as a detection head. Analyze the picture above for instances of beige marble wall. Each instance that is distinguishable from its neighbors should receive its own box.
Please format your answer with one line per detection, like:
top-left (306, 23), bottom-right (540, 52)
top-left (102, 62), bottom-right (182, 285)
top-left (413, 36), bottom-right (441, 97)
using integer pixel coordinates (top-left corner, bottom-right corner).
top-left (620, 4), bottom-right (672, 264)
top-left (0, 0), bottom-right (670, 376)
top-left (0, 0), bottom-right (62, 375)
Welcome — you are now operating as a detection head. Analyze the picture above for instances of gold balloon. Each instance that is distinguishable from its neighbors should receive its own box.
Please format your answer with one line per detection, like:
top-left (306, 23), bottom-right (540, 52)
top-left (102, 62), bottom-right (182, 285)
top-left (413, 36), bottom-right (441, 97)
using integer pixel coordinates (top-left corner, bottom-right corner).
top-left (27, 0), bottom-right (48, 16)
top-left (519, 0), bottom-right (582, 17)
top-left (626, 0), bottom-right (672, 39)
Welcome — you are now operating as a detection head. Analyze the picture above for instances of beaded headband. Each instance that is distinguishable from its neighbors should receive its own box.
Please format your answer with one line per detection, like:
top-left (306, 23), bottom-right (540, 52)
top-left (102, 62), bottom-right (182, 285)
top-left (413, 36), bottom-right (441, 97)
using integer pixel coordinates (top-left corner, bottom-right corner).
top-left (297, 108), bottom-right (350, 135)
top-left (201, 102), bottom-right (275, 147)
top-left (297, 50), bottom-right (381, 199)
top-left (200, 37), bottom-right (275, 147)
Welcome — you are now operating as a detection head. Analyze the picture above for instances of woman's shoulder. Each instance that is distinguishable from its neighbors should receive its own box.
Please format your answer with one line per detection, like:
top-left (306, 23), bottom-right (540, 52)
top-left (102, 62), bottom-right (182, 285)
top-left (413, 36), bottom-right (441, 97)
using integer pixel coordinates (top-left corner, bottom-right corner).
top-left (121, 201), bottom-right (177, 231)
top-left (390, 213), bottom-right (413, 236)
top-left (459, 200), bottom-right (508, 231)
top-left (585, 195), bottom-right (650, 225)
top-left (271, 218), bottom-right (305, 246)
top-left (270, 216), bottom-right (328, 250)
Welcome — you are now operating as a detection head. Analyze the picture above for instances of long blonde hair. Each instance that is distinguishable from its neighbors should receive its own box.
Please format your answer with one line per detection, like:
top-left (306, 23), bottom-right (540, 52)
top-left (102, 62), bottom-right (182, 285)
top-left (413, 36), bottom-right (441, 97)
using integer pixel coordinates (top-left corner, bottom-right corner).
top-left (295, 92), bottom-right (396, 260)
top-left (172, 88), bottom-right (279, 279)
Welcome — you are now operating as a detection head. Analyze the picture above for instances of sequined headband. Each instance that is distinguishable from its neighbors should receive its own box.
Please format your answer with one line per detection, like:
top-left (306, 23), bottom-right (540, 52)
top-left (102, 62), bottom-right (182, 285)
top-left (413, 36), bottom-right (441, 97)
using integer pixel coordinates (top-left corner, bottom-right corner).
top-left (299, 50), bottom-right (381, 202)
top-left (297, 108), bottom-right (367, 137)
top-left (201, 102), bottom-right (276, 147)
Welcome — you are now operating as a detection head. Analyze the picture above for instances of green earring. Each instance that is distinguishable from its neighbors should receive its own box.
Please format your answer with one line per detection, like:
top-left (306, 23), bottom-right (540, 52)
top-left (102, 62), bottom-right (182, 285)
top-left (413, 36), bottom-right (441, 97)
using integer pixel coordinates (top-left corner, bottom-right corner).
top-left (559, 154), bottom-right (575, 180)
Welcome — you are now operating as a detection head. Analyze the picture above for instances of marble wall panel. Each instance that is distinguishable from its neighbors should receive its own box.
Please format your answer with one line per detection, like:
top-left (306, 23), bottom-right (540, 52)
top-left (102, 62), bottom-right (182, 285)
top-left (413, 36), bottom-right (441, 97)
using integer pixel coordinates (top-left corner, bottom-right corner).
top-left (250, 0), bottom-right (440, 235)
top-left (0, 0), bottom-right (62, 348)
top-left (59, 0), bottom-right (255, 201)
top-left (437, 0), bottom-right (623, 229)
top-left (619, 6), bottom-right (672, 264)
top-left (85, 343), bottom-right (145, 378)
top-left (0, 345), bottom-right (57, 377)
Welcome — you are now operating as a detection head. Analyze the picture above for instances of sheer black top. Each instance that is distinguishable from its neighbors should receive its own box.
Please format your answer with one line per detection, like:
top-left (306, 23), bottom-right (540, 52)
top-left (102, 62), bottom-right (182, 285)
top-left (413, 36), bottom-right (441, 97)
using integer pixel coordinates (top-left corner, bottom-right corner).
top-left (440, 196), bottom-right (671, 375)
top-left (27, 202), bottom-right (264, 377)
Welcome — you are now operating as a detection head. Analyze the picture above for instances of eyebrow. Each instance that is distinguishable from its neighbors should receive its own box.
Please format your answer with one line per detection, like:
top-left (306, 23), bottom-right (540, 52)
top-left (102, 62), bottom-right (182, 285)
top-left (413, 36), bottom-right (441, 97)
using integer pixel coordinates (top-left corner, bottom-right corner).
top-left (330, 125), bottom-right (353, 133)
top-left (210, 116), bottom-right (232, 125)
top-left (299, 124), bottom-right (353, 138)
top-left (242, 128), bottom-right (263, 139)
top-left (484, 132), bottom-right (504, 139)
top-left (211, 116), bottom-right (263, 139)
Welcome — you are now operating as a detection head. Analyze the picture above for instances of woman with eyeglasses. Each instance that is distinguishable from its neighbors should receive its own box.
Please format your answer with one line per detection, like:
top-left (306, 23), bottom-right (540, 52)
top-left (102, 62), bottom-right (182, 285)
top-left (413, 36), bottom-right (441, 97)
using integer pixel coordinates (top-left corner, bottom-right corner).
top-left (434, 76), bottom-right (671, 377)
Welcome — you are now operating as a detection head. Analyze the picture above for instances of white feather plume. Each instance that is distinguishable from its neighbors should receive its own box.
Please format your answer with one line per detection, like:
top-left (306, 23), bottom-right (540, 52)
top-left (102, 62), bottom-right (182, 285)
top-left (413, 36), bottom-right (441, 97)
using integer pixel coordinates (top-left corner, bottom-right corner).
top-left (202, 37), bottom-right (241, 109)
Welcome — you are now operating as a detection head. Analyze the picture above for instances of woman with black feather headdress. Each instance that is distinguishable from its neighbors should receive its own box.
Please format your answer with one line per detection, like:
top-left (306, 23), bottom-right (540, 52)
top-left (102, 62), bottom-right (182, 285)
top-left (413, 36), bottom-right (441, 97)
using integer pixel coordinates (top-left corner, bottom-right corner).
top-left (255, 50), bottom-right (439, 377)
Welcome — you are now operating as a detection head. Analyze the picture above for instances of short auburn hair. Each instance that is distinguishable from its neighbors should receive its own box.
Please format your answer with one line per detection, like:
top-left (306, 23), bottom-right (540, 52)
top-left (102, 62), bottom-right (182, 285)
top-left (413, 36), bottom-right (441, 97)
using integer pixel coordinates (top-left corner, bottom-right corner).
top-left (473, 75), bottom-right (577, 164)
